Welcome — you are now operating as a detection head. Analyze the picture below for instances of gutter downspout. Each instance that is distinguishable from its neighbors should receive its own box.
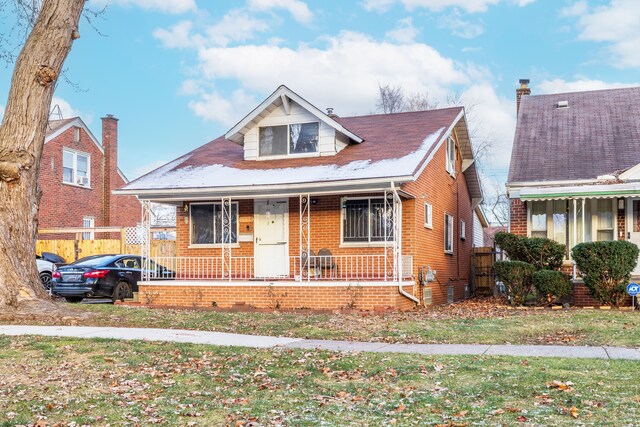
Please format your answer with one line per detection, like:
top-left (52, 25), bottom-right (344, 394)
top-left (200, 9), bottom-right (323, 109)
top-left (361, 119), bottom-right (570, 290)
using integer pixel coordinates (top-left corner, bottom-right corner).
top-left (391, 182), bottom-right (420, 306)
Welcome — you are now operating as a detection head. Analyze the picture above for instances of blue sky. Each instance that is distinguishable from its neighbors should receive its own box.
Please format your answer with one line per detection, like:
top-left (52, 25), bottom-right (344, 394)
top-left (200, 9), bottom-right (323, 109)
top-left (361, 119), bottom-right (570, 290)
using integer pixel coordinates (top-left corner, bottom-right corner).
top-left (1, 0), bottom-right (639, 192)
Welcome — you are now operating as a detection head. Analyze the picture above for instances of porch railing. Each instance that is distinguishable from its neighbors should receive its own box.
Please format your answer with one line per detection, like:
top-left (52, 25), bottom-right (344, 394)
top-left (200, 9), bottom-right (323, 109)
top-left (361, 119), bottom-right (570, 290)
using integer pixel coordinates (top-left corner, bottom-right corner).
top-left (149, 255), bottom-right (413, 282)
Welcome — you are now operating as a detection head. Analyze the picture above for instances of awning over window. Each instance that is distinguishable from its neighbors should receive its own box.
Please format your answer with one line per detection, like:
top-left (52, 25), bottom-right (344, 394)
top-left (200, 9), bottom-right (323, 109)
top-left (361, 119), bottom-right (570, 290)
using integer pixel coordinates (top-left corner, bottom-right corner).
top-left (518, 182), bottom-right (640, 201)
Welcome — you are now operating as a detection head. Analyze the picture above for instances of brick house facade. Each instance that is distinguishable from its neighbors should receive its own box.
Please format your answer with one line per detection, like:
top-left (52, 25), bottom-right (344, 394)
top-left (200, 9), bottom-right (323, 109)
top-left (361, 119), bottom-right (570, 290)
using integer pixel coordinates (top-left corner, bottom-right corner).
top-left (39, 115), bottom-right (140, 238)
top-left (118, 86), bottom-right (482, 310)
top-left (507, 81), bottom-right (640, 306)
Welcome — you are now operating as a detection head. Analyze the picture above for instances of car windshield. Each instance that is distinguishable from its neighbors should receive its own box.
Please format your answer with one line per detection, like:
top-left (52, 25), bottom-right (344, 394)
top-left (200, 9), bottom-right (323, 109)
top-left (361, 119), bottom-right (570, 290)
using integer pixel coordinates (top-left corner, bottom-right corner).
top-left (69, 255), bottom-right (116, 267)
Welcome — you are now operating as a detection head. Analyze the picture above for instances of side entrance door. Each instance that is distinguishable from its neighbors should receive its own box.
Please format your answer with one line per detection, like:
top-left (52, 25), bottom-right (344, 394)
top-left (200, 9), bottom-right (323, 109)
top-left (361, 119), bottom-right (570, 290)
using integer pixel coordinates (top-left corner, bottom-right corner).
top-left (254, 199), bottom-right (289, 278)
top-left (626, 198), bottom-right (640, 276)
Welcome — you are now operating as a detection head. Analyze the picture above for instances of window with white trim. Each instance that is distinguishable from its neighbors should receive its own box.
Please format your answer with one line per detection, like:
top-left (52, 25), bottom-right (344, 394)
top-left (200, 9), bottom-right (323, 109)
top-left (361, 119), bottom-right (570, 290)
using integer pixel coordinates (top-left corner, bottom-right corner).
top-left (445, 213), bottom-right (454, 253)
top-left (258, 122), bottom-right (319, 157)
top-left (530, 201), bottom-right (547, 238)
top-left (445, 136), bottom-right (455, 175)
top-left (424, 203), bottom-right (433, 229)
top-left (190, 202), bottom-right (239, 245)
top-left (62, 149), bottom-right (90, 187)
top-left (82, 216), bottom-right (94, 240)
top-left (460, 219), bottom-right (466, 240)
top-left (342, 198), bottom-right (394, 243)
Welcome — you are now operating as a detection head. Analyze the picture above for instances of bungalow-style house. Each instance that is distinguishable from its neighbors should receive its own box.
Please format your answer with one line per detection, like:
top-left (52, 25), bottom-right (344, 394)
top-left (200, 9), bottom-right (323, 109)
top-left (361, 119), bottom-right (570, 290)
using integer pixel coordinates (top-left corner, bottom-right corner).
top-left (39, 114), bottom-right (140, 239)
top-left (507, 81), bottom-right (640, 305)
top-left (117, 85), bottom-right (483, 310)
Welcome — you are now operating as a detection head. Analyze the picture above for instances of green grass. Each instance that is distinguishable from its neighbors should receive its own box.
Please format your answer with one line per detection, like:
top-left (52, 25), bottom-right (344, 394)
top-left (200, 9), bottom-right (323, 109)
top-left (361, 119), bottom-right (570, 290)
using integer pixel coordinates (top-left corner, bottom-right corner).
top-left (0, 335), bottom-right (637, 426)
top-left (19, 301), bottom-right (640, 347)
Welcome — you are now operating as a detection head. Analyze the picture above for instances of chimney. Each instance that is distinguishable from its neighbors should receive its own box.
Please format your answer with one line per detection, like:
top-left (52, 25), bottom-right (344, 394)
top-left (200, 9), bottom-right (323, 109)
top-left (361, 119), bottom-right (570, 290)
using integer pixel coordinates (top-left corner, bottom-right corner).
top-left (101, 114), bottom-right (119, 227)
top-left (516, 79), bottom-right (531, 114)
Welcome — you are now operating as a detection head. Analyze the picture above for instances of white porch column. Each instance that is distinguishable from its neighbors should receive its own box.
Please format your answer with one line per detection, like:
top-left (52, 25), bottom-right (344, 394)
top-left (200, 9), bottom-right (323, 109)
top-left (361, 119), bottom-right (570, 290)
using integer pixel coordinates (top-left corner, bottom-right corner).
top-left (299, 194), bottom-right (311, 282)
top-left (385, 186), bottom-right (403, 282)
top-left (140, 199), bottom-right (152, 282)
top-left (221, 197), bottom-right (232, 281)
top-left (573, 198), bottom-right (577, 248)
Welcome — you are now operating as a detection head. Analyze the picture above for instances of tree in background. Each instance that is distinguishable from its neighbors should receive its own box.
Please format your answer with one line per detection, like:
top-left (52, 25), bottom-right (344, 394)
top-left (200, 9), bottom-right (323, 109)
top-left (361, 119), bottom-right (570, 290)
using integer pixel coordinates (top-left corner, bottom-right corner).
top-left (0, 0), bottom-right (85, 312)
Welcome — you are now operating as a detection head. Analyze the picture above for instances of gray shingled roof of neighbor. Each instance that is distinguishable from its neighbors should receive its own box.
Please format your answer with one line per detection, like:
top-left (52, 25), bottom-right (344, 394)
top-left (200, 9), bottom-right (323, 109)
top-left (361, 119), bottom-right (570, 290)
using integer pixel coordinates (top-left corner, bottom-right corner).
top-left (508, 86), bottom-right (640, 184)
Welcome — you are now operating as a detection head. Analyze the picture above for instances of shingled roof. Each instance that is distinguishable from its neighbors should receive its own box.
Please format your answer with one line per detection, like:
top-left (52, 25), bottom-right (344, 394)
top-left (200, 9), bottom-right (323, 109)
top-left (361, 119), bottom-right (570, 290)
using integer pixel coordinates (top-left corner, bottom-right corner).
top-left (508, 86), bottom-right (640, 184)
top-left (122, 107), bottom-right (465, 192)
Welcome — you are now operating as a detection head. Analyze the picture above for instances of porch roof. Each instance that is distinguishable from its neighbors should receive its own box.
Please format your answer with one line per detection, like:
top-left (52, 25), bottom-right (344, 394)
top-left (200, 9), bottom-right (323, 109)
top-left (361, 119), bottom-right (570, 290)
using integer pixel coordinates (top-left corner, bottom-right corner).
top-left (518, 181), bottom-right (640, 201)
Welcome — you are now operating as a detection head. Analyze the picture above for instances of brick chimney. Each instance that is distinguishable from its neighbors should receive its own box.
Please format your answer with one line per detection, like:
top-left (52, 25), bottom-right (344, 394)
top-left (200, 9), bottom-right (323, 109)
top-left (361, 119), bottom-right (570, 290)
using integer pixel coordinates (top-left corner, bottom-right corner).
top-left (101, 114), bottom-right (119, 227)
top-left (516, 79), bottom-right (531, 114)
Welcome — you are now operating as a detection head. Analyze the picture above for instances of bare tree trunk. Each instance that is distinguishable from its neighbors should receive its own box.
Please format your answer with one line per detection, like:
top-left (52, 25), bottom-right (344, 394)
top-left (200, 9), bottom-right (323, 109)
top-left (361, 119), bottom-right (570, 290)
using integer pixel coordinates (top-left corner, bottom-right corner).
top-left (0, 0), bottom-right (85, 311)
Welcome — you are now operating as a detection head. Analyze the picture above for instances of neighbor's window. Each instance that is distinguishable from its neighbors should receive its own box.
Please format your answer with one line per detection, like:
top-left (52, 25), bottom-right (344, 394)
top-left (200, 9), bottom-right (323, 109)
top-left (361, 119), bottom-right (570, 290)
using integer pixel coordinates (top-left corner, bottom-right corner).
top-left (190, 202), bottom-right (239, 245)
top-left (552, 200), bottom-right (567, 245)
top-left (460, 219), bottom-right (466, 240)
top-left (424, 203), bottom-right (433, 228)
top-left (259, 122), bottom-right (319, 157)
top-left (445, 136), bottom-right (455, 175)
top-left (82, 216), bottom-right (94, 240)
top-left (530, 201), bottom-right (547, 238)
top-left (73, 126), bottom-right (80, 142)
top-left (62, 149), bottom-right (90, 187)
top-left (445, 214), bottom-right (454, 253)
top-left (343, 198), bottom-right (393, 243)
top-left (596, 199), bottom-right (614, 241)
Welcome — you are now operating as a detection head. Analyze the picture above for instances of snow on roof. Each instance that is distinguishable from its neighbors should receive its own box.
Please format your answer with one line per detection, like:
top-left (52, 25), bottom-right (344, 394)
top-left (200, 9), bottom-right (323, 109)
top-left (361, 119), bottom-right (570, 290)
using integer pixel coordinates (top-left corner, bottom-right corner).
top-left (124, 128), bottom-right (444, 191)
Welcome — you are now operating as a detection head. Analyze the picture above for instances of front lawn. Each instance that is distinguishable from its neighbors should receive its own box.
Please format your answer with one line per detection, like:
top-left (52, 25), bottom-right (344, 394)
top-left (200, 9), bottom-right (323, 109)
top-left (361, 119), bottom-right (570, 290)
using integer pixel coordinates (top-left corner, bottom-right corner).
top-left (8, 299), bottom-right (638, 347)
top-left (0, 336), bottom-right (637, 426)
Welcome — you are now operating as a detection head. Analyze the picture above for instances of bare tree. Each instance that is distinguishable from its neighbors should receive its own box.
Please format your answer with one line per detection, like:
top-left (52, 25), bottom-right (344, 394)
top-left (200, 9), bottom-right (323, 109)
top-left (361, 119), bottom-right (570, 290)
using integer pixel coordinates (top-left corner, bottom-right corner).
top-left (0, 0), bottom-right (85, 311)
top-left (375, 83), bottom-right (406, 114)
top-left (483, 178), bottom-right (509, 226)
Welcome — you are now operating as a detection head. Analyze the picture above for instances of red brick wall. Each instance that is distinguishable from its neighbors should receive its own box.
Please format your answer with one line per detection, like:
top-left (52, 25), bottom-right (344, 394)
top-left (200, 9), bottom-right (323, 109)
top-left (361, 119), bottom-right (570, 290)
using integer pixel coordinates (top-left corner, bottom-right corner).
top-left (509, 198), bottom-right (527, 236)
top-left (139, 283), bottom-right (416, 311)
top-left (38, 119), bottom-right (140, 239)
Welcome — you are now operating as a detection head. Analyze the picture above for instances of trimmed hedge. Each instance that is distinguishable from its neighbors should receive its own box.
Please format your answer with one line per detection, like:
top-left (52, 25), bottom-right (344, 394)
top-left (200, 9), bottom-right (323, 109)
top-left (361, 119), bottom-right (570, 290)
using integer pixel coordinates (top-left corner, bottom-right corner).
top-left (533, 270), bottom-right (571, 305)
top-left (495, 260), bottom-right (536, 306)
top-left (571, 240), bottom-right (639, 307)
top-left (494, 232), bottom-right (565, 270)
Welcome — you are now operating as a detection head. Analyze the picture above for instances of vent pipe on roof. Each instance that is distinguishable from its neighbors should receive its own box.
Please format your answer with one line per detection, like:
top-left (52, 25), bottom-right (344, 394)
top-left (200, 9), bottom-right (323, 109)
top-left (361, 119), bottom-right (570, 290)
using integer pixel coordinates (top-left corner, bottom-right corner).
top-left (556, 100), bottom-right (569, 109)
top-left (326, 107), bottom-right (338, 118)
top-left (516, 78), bottom-right (531, 114)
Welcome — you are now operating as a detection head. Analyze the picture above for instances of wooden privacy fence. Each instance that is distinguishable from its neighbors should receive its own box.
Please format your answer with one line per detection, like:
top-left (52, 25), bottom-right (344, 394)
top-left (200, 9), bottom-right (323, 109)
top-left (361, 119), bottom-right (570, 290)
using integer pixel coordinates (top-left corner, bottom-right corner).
top-left (37, 227), bottom-right (176, 262)
top-left (471, 246), bottom-right (504, 296)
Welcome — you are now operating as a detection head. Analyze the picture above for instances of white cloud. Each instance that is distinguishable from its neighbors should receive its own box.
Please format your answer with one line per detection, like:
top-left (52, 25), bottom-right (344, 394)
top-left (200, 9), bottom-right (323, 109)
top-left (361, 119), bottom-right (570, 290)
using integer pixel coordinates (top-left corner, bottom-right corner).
top-left (0, 104), bottom-right (4, 121)
top-left (247, 0), bottom-right (314, 24)
top-left (440, 13), bottom-right (484, 38)
top-left (188, 89), bottom-right (258, 126)
top-left (385, 17), bottom-right (419, 43)
top-left (205, 9), bottom-right (270, 46)
top-left (362, 0), bottom-right (532, 13)
top-left (50, 97), bottom-right (90, 123)
top-left (91, 0), bottom-right (196, 14)
top-left (538, 78), bottom-right (640, 94)
top-left (572, 0), bottom-right (640, 68)
top-left (560, 0), bottom-right (588, 17)
top-left (153, 20), bottom-right (200, 49)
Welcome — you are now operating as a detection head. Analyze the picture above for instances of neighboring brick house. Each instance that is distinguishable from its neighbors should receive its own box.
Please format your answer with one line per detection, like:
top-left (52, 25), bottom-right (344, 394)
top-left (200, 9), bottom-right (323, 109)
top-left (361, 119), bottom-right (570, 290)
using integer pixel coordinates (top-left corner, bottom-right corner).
top-left (39, 114), bottom-right (140, 238)
top-left (506, 80), bottom-right (640, 305)
top-left (117, 85), bottom-right (483, 310)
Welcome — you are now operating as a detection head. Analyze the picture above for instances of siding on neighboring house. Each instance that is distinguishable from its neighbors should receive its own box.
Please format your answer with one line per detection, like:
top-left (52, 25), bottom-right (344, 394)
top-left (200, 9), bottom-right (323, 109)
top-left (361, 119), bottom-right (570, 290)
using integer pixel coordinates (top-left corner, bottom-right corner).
top-left (473, 210), bottom-right (484, 247)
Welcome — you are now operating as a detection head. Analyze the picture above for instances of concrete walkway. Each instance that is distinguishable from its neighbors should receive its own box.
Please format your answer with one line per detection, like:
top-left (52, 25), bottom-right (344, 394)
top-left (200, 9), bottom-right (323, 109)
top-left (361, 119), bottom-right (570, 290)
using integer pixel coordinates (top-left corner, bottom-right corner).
top-left (1, 325), bottom-right (638, 360)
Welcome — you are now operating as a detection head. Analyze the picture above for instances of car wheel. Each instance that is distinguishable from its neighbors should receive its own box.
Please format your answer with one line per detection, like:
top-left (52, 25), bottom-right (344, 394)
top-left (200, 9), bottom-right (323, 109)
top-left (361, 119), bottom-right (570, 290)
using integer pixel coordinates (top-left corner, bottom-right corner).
top-left (39, 272), bottom-right (52, 290)
top-left (65, 297), bottom-right (83, 303)
top-left (112, 281), bottom-right (132, 303)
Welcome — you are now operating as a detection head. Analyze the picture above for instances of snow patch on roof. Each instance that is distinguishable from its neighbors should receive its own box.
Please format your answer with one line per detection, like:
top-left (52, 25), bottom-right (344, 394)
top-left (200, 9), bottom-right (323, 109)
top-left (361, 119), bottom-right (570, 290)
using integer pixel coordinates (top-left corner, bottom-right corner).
top-left (125, 128), bottom-right (444, 191)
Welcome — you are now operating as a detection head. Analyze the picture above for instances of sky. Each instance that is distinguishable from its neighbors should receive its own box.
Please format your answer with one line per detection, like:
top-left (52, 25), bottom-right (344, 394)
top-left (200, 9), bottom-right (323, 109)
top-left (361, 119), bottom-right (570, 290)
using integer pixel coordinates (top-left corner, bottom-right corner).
top-left (1, 0), bottom-right (639, 195)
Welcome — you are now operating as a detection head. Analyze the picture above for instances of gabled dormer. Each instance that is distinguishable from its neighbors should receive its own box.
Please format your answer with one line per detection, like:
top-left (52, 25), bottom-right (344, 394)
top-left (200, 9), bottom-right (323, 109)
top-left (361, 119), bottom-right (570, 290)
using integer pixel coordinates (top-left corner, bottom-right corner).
top-left (225, 85), bottom-right (363, 161)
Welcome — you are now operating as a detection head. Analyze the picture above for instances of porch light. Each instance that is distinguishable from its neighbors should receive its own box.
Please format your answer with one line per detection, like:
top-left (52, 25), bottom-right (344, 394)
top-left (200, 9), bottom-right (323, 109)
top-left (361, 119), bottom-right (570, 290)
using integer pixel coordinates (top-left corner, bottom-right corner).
top-left (618, 198), bottom-right (625, 210)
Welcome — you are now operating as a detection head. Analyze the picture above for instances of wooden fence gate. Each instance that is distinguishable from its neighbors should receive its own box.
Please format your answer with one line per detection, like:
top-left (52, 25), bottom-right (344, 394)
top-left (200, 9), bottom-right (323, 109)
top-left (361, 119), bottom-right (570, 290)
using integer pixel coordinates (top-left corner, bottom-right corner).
top-left (471, 247), bottom-right (504, 296)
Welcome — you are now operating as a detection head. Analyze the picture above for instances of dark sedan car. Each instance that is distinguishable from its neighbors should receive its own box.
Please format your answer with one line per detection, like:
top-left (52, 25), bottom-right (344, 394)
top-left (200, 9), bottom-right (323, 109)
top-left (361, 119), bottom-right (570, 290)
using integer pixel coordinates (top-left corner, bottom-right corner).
top-left (52, 254), bottom-right (173, 303)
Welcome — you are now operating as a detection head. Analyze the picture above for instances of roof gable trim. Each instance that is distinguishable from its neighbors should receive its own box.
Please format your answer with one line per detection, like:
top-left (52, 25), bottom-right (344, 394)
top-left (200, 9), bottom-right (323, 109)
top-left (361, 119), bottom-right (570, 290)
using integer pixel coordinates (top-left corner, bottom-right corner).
top-left (45, 117), bottom-right (104, 155)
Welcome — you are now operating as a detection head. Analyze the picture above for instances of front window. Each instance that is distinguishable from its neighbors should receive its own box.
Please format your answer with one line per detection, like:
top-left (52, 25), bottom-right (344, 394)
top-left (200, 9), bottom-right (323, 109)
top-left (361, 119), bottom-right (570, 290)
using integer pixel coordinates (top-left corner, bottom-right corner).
top-left (343, 198), bottom-right (393, 243)
top-left (424, 203), bottom-right (433, 228)
top-left (445, 136), bottom-right (455, 175)
top-left (445, 213), bottom-right (454, 253)
top-left (190, 202), bottom-right (239, 245)
top-left (259, 122), bottom-right (319, 157)
top-left (62, 149), bottom-right (90, 187)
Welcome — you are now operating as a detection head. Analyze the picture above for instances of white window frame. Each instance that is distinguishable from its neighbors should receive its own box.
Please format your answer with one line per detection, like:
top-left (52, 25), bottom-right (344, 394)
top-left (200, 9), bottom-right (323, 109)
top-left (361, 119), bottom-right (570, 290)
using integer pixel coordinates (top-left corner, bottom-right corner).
top-left (445, 213), bottom-right (454, 254)
top-left (445, 136), bottom-right (456, 176)
top-left (424, 203), bottom-right (433, 229)
top-left (189, 201), bottom-right (240, 247)
top-left (258, 122), bottom-right (320, 158)
top-left (62, 148), bottom-right (91, 187)
top-left (82, 216), bottom-right (94, 240)
top-left (340, 196), bottom-right (394, 247)
top-left (460, 219), bottom-right (466, 240)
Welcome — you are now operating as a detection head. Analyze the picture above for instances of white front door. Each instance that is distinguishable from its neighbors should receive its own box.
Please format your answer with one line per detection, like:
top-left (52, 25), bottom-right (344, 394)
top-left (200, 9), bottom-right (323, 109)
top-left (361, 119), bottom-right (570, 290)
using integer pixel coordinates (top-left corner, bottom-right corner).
top-left (626, 198), bottom-right (640, 276)
top-left (254, 199), bottom-right (289, 277)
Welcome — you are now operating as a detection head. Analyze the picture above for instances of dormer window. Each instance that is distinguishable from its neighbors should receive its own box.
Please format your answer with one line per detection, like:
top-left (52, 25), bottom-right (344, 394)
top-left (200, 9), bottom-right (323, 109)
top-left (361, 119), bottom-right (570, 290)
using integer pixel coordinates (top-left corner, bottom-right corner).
top-left (259, 122), bottom-right (319, 157)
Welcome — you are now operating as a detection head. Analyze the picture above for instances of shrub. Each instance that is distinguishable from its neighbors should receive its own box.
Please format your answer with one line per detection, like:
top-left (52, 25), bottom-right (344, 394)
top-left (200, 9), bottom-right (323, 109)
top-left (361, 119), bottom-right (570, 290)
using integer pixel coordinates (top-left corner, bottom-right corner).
top-left (533, 270), bottom-right (571, 305)
top-left (571, 240), bottom-right (640, 307)
top-left (495, 260), bottom-right (536, 306)
top-left (494, 232), bottom-right (565, 270)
